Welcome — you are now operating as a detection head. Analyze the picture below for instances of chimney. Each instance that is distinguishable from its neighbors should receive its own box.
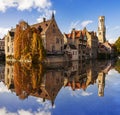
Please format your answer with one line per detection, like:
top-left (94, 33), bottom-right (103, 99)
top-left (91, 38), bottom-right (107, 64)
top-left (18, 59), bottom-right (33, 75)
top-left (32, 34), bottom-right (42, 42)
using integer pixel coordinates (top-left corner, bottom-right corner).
top-left (43, 18), bottom-right (46, 22)
top-left (72, 28), bottom-right (76, 43)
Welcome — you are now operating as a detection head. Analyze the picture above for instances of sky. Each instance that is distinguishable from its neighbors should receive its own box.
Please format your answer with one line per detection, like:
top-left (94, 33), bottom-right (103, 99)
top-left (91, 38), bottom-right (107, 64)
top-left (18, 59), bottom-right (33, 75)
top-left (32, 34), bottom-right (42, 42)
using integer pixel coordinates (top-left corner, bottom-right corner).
top-left (0, 0), bottom-right (120, 43)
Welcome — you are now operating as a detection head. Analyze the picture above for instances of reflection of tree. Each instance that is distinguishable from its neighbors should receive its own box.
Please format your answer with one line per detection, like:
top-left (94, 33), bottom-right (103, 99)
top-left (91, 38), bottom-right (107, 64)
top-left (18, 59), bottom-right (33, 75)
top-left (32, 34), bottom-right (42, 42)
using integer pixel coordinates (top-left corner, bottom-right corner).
top-left (13, 62), bottom-right (45, 99)
top-left (115, 60), bottom-right (120, 73)
top-left (31, 64), bottom-right (45, 90)
top-left (13, 62), bottom-right (32, 99)
top-left (4, 60), bottom-right (115, 103)
top-left (11, 62), bottom-right (64, 105)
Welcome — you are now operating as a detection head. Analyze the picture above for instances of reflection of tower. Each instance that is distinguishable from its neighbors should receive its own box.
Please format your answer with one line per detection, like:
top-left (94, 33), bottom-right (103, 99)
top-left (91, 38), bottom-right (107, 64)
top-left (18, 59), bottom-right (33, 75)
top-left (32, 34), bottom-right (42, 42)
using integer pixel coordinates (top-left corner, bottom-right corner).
top-left (97, 72), bottom-right (105, 97)
top-left (98, 16), bottom-right (106, 43)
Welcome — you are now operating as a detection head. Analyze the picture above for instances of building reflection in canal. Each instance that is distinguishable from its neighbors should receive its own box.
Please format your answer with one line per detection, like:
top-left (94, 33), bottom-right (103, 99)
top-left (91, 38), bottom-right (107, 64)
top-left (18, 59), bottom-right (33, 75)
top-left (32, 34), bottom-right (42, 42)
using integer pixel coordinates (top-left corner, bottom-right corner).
top-left (4, 60), bottom-right (113, 105)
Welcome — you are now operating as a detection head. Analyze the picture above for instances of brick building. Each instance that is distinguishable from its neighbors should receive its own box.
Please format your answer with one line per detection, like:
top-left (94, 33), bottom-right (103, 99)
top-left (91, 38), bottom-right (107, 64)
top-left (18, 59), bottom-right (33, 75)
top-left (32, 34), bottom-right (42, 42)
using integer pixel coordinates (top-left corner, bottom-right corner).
top-left (5, 13), bottom-right (64, 59)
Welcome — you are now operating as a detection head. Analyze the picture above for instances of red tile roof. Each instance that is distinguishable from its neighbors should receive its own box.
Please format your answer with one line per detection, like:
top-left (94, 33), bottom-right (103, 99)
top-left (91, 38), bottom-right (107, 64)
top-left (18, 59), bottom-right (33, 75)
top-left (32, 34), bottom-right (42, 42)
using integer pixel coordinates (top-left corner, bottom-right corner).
top-left (65, 29), bottom-right (86, 40)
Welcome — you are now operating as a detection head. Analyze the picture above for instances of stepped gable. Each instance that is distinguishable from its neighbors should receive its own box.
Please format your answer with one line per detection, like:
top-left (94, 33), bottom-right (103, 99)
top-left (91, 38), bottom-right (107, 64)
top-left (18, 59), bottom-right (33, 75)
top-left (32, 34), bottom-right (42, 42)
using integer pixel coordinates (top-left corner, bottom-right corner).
top-left (65, 29), bottom-right (86, 40)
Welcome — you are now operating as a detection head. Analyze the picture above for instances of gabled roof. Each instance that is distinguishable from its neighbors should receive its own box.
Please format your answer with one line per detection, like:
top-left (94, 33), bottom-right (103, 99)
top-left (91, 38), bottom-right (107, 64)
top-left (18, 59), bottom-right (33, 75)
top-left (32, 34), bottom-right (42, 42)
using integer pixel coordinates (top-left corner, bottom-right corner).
top-left (31, 19), bottom-right (52, 34)
top-left (64, 29), bottom-right (87, 40)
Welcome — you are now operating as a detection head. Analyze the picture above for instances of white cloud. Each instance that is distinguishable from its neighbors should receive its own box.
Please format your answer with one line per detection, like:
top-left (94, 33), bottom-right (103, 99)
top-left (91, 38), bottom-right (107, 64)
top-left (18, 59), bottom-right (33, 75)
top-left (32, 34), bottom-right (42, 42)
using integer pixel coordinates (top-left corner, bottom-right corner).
top-left (18, 109), bottom-right (51, 115)
top-left (0, 27), bottom-right (10, 38)
top-left (0, 0), bottom-right (54, 35)
top-left (0, 0), bottom-right (16, 12)
top-left (68, 20), bottom-right (93, 32)
top-left (0, 0), bottom-right (52, 12)
top-left (81, 20), bottom-right (93, 27)
top-left (68, 20), bottom-right (81, 32)
top-left (0, 107), bottom-right (51, 115)
top-left (36, 98), bottom-right (54, 110)
top-left (0, 108), bottom-right (16, 115)
top-left (37, 10), bottom-right (56, 22)
top-left (18, 110), bottom-right (33, 115)
top-left (81, 91), bottom-right (93, 96)
top-left (0, 82), bottom-right (10, 93)
top-left (106, 26), bottom-right (120, 43)
top-left (110, 26), bottom-right (120, 31)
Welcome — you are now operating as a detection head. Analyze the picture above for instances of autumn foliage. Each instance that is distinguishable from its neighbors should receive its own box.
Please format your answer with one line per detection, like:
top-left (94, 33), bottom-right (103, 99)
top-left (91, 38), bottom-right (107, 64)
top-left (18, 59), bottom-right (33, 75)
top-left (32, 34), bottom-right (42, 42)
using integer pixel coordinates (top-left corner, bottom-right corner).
top-left (13, 62), bottom-right (45, 99)
top-left (14, 20), bottom-right (46, 62)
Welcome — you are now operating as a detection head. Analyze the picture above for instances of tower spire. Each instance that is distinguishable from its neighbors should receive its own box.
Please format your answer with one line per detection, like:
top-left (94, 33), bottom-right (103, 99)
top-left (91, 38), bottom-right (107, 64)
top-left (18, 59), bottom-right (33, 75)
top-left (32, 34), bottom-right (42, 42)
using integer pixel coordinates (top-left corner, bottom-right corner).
top-left (52, 11), bottom-right (55, 19)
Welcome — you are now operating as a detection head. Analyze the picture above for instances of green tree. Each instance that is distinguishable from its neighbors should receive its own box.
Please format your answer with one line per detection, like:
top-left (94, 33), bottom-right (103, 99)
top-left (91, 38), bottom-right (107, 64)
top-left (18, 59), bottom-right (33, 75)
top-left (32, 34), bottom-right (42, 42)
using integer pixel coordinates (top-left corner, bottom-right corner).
top-left (115, 37), bottom-right (120, 55)
top-left (115, 60), bottom-right (120, 73)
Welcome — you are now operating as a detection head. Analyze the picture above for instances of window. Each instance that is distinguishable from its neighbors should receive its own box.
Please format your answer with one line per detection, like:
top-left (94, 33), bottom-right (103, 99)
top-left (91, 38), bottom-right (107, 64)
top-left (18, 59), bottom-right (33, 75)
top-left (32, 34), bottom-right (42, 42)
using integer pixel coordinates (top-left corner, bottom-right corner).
top-left (56, 38), bottom-right (59, 44)
top-left (7, 46), bottom-right (9, 52)
top-left (100, 19), bottom-right (103, 22)
top-left (52, 45), bottom-right (55, 51)
top-left (61, 39), bottom-right (62, 44)
top-left (61, 47), bottom-right (62, 51)
top-left (12, 48), bottom-right (13, 53)
top-left (84, 36), bottom-right (87, 40)
top-left (75, 51), bottom-right (77, 55)
top-left (7, 68), bottom-right (9, 74)
top-left (7, 37), bottom-right (9, 42)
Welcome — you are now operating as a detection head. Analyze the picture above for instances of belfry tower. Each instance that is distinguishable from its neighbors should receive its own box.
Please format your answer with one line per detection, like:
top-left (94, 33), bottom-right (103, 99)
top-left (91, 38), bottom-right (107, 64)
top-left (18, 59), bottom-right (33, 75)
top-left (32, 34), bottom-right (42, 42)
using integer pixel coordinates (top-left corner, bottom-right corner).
top-left (98, 16), bottom-right (106, 43)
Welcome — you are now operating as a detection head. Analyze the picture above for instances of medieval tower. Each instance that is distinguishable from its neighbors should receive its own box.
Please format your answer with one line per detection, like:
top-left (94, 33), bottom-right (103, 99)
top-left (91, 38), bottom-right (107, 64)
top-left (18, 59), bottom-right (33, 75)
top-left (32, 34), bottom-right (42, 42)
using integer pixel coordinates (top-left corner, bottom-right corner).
top-left (98, 16), bottom-right (106, 43)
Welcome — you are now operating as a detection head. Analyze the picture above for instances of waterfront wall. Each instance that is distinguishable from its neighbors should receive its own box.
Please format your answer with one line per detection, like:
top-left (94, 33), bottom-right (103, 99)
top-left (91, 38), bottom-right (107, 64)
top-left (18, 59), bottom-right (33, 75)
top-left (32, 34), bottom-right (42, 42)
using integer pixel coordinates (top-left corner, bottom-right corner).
top-left (45, 56), bottom-right (66, 63)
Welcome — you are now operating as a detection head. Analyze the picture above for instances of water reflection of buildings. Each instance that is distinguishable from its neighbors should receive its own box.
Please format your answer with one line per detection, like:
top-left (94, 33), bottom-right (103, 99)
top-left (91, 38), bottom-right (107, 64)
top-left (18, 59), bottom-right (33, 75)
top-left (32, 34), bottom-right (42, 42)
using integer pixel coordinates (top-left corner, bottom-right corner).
top-left (4, 60), bottom-right (113, 105)
top-left (64, 60), bottom-right (112, 97)
top-left (5, 62), bottom-right (14, 90)
top-left (64, 61), bottom-right (98, 91)
top-left (5, 62), bottom-right (64, 105)
top-left (0, 63), bottom-right (5, 82)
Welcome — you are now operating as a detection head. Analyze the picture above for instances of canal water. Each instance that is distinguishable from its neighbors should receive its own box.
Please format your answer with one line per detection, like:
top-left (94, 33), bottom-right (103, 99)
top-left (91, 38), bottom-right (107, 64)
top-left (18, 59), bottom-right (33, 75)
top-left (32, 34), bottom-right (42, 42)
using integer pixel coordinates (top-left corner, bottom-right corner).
top-left (0, 60), bottom-right (120, 115)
